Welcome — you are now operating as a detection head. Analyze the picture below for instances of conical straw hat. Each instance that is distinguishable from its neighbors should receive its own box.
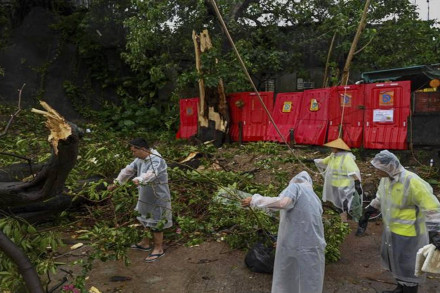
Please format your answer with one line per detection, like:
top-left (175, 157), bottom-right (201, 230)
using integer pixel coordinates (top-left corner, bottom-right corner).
top-left (323, 138), bottom-right (351, 151)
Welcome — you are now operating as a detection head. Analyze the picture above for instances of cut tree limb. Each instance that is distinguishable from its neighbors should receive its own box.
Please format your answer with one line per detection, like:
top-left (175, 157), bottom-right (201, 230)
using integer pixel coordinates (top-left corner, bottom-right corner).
top-left (0, 83), bottom-right (25, 138)
top-left (0, 101), bottom-right (81, 216)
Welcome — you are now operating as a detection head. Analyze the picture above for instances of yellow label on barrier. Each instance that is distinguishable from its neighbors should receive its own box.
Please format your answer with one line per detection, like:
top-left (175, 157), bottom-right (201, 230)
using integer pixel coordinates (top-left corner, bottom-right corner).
top-left (310, 99), bottom-right (319, 111)
top-left (282, 101), bottom-right (292, 112)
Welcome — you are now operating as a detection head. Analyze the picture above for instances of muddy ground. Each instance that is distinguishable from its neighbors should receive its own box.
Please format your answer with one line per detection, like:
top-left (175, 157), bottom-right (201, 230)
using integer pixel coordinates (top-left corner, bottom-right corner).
top-left (48, 145), bottom-right (440, 293)
top-left (53, 220), bottom-right (440, 293)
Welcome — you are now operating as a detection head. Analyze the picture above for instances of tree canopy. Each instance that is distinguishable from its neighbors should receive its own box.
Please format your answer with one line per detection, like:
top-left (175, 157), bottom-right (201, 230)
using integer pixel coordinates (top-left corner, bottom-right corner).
top-left (120, 0), bottom-right (440, 97)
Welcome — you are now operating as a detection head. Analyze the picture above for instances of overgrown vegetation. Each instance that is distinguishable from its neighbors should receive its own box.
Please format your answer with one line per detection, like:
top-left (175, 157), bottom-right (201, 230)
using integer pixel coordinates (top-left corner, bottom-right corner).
top-left (0, 105), bottom-right (355, 291)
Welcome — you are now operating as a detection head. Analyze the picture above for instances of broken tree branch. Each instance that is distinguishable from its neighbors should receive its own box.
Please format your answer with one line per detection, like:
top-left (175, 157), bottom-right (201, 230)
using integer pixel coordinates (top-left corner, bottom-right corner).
top-left (0, 83), bottom-right (25, 137)
top-left (0, 230), bottom-right (44, 293)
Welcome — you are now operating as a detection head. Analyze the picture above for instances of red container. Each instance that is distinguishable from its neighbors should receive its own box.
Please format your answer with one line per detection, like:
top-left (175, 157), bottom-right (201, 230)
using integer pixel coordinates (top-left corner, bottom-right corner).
top-left (176, 97), bottom-right (199, 139)
top-left (265, 92), bottom-right (303, 143)
top-left (227, 93), bottom-right (243, 141)
top-left (413, 91), bottom-right (440, 113)
top-left (295, 88), bottom-right (334, 145)
top-left (327, 85), bottom-right (365, 148)
top-left (363, 81), bottom-right (411, 150)
top-left (228, 92), bottom-right (274, 142)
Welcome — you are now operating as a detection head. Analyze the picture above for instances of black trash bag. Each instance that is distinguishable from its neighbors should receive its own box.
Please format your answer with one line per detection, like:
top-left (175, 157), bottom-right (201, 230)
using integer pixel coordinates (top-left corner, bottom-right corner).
top-left (244, 241), bottom-right (275, 274)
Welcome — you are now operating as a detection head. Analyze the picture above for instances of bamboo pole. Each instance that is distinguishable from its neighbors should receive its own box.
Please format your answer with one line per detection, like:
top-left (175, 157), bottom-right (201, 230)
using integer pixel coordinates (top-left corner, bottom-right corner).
top-left (323, 31), bottom-right (337, 88)
top-left (341, 0), bottom-right (371, 85)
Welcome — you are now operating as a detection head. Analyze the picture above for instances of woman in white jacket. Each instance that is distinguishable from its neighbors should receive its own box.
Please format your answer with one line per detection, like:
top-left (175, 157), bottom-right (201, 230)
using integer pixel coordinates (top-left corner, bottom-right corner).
top-left (241, 171), bottom-right (326, 293)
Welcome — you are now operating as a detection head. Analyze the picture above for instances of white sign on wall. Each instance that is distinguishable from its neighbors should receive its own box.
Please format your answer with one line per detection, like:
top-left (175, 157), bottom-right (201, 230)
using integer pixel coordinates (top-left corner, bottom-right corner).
top-left (373, 109), bottom-right (394, 122)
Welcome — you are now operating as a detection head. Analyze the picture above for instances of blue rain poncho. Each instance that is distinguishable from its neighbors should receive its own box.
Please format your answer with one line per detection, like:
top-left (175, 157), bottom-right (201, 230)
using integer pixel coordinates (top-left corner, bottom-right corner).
top-left (370, 150), bottom-right (440, 283)
top-left (250, 171), bottom-right (326, 293)
top-left (115, 148), bottom-right (172, 229)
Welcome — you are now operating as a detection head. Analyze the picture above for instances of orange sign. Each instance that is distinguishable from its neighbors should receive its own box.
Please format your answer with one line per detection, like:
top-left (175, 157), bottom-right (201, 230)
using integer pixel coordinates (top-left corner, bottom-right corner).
top-left (379, 90), bottom-right (394, 106)
top-left (340, 93), bottom-right (352, 107)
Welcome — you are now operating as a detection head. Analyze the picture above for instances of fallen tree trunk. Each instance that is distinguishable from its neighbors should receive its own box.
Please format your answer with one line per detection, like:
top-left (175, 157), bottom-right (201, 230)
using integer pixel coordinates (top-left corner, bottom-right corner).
top-left (0, 101), bottom-right (81, 292)
top-left (0, 101), bottom-right (81, 219)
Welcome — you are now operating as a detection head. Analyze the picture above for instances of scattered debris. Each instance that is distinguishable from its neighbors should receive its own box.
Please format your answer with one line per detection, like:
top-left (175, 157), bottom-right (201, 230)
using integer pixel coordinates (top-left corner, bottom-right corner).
top-left (70, 243), bottom-right (84, 250)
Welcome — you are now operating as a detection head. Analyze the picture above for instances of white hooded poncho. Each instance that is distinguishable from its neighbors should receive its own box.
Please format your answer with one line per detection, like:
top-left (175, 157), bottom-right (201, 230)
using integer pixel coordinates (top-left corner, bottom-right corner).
top-left (250, 171), bottom-right (326, 293)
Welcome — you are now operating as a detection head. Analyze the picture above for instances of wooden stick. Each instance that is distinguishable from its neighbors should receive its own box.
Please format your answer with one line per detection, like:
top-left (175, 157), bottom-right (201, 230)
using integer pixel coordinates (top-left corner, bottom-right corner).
top-left (0, 83), bottom-right (25, 137)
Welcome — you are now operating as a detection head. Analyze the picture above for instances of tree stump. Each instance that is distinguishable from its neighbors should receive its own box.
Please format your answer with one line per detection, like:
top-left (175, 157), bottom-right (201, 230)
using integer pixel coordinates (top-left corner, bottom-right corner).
top-left (0, 101), bottom-right (81, 221)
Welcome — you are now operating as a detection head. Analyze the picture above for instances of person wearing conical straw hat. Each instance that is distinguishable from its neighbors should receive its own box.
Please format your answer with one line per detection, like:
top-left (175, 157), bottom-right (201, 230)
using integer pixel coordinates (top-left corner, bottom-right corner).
top-left (314, 138), bottom-right (363, 222)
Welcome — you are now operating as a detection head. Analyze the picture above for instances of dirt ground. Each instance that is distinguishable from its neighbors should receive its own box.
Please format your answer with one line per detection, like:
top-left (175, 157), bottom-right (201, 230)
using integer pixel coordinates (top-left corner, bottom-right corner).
top-left (51, 219), bottom-right (440, 293)
top-left (49, 146), bottom-right (440, 293)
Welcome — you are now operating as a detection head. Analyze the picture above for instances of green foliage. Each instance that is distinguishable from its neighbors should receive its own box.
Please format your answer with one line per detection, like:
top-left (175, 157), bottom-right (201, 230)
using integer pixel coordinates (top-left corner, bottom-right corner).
top-left (96, 97), bottom-right (179, 133)
top-left (243, 141), bottom-right (289, 156)
top-left (0, 218), bottom-right (63, 291)
top-left (63, 81), bottom-right (94, 118)
top-left (0, 106), bottom-right (49, 166)
top-left (323, 210), bottom-right (350, 263)
top-left (71, 224), bottom-right (141, 289)
top-left (6, 1), bottom-right (440, 290)
top-left (0, 4), bottom-right (13, 50)
top-left (0, 116), bottom-right (353, 290)
top-left (356, 18), bottom-right (440, 69)
top-left (169, 167), bottom-right (278, 248)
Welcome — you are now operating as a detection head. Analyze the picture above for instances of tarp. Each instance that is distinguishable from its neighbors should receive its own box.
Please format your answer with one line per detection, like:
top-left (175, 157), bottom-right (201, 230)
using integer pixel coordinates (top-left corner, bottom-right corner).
top-left (361, 64), bottom-right (440, 91)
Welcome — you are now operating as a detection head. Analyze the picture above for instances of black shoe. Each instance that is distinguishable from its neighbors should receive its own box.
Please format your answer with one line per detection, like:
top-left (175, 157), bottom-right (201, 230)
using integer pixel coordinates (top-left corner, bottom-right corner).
top-left (355, 226), bottom-right (366, 236)
top-left (402, 285), bottom-right (418, 293)
top-left (382, 283), bottom-right (403, 293)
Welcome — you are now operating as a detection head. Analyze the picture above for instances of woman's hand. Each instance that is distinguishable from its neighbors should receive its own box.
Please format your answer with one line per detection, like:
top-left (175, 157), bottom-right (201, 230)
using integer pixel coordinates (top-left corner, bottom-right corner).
top-left (107, 184), bottom-right (118, 192)
top-left (241, 197), bottom-right (252, 207)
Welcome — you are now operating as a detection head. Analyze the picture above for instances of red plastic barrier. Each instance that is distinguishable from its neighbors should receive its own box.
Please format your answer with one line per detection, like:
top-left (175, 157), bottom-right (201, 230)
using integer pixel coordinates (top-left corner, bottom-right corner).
top-left (327, 85), bottom-right (365, 148)
top-left (363, 81), bottom-right (411, 150)
top-left (295, 88), bottom-right (334, 145)
top-left (176, 97), bottom-right (199, 139)
top-left (228, 92), bottom-right (274, 142)
top-left (265, 92), bottom-right (303, 143)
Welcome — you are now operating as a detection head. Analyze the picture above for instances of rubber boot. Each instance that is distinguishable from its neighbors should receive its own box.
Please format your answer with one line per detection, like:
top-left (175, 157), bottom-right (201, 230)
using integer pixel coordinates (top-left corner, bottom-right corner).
top-left (382, 283), bottom-right (403, 293)
top-left (402, 285), bottom-right (418, 293)
top-left (355, 225), bottom-right (366, 236)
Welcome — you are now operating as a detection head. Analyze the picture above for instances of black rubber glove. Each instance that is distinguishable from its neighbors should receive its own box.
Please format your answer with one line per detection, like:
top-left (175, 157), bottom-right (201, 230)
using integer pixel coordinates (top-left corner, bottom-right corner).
top-left (429, 231), bottom-right (440, 249)
top-left (354, 180), bottom-right (363, 196)
top-left (356, 205), bottom-right (378, 236)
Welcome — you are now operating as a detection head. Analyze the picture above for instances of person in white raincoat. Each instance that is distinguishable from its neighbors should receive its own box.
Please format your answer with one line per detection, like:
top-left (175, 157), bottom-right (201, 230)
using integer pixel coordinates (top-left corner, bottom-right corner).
top-left (367, 150), bottom-right (440, 293)
top-left (314, 138), bottom-right (363, 222)
top-left (241, 171), bottom-right (326, 293)
top-left (108, 138), bottom-right (172, 262)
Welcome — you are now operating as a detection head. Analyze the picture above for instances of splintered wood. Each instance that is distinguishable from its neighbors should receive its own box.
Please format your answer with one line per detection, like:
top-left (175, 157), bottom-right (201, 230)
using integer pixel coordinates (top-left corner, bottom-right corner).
top-left (192, 29), bottom-right (228, 132)
top-left (31, 101), bottom-right (71, 155)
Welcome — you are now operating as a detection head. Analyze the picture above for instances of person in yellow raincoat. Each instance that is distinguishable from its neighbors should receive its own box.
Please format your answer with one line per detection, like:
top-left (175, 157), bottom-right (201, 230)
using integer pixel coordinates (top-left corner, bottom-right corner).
top-left (360, 150), bottom-right (440, 293)
top-left (314, 138), bottom-right (363, 222)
